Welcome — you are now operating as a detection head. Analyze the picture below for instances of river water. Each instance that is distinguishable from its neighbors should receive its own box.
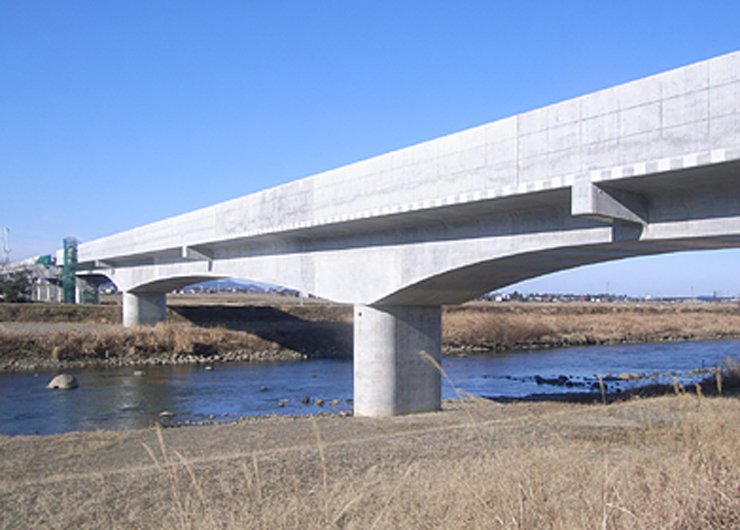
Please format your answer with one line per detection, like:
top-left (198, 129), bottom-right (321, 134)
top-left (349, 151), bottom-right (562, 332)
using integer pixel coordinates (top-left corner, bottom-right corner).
top-left (1, 339), bottom-right (738, 436)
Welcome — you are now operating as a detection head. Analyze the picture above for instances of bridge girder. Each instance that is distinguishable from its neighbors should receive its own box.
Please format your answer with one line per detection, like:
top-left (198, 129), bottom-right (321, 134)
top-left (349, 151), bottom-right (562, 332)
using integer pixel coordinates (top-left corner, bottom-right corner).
top-left (81, 159), bottom-right (740, 306)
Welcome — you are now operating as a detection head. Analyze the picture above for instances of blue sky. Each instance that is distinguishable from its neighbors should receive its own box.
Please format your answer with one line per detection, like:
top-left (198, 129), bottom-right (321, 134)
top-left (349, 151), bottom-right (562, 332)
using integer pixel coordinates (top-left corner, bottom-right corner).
top-left (2, 1), bottom-right (740, 297)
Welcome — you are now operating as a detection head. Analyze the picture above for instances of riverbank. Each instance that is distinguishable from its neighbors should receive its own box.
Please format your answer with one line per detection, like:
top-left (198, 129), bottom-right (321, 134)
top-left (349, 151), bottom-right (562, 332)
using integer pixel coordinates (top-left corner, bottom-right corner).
top-left (0, 296), bottom-right (350, 370)
top-left (2, 297), bottom-right (740, 371)
top-left (2, 393), bottom-right (739, 528)
top-left (0, 323), bottom-right (308, 371)
top-left (443, 300), bottom-right (740, 352)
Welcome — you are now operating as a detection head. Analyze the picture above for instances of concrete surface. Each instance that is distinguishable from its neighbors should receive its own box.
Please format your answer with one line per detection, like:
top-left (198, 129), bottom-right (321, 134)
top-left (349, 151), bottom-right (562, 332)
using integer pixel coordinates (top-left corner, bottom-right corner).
top-left (353, 305), bottom-right (442, 417)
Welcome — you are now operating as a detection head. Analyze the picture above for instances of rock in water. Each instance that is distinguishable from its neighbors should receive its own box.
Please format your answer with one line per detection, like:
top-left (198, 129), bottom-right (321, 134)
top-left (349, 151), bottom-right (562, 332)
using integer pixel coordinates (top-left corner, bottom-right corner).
top-left (159, 411), bottom-right (176, 427)
top-left (47, 374), bottom-right (78, 390)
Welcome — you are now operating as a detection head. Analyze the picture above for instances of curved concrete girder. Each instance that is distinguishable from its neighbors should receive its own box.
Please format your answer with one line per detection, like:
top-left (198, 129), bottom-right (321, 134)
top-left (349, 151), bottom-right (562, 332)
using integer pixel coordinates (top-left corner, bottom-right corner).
top-left (104, 254), bottom-right (308, 297)
top-left (125, 274), bottom-right (229, 294)
top-left (120, 274), bottom-right (227, 327)
top-left (77, 157), bottom-right (740, 309)
top-left (109, 265), bottom-right (227, 293)
top-left (106, 212), bottom-right (740, 310)
top-left (113, 256), bottom-right (316, 301)
top-left (76, 272), bottom-right (114, 286)
top-left (374, 234), bottom-right (740, 306)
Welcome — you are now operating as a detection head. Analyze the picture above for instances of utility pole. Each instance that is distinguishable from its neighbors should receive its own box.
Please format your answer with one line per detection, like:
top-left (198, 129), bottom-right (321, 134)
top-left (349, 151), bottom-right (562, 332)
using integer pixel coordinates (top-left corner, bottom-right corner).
top-left (1, 227), bottom-right (9, 266)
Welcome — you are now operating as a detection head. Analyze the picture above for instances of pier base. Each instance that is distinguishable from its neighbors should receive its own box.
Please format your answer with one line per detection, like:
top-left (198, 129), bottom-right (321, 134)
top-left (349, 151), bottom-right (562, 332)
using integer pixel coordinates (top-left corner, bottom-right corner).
top-left (353, 305), bottom-right (442, 417)
top-left (122, 291), bottom-right (167, 327)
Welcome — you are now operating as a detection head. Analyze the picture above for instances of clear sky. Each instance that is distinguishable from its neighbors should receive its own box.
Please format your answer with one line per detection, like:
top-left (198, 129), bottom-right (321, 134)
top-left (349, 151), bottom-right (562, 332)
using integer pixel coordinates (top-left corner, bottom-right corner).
top-left (2, 1), bottom-right (740, 298)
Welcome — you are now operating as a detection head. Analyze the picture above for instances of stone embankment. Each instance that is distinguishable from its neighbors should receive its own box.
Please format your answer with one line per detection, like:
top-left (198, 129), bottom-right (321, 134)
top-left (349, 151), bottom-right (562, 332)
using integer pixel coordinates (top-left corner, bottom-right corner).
top-left (1, 300), bottom-right (740, 371)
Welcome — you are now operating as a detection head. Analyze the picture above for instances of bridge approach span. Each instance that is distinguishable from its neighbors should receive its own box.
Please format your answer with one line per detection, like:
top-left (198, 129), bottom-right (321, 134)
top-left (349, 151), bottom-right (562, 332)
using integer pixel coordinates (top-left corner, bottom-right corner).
top-left (70, 50), bottom-right (740, 416)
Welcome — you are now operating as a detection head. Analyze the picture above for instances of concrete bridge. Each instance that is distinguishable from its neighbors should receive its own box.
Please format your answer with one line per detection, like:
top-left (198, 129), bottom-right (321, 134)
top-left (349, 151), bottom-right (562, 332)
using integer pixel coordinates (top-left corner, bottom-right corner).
top-left (69, 50), bottom-right (740, 416)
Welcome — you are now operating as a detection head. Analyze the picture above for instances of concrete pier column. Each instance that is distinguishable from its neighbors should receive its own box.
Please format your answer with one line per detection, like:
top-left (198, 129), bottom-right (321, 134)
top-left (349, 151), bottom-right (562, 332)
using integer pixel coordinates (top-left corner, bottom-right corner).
top-left (75, 277), bottom-right (100, 305)
top-left (122, 291), bottom-right (167, 327)
top-left (353, 305), bottom-right (442, 417)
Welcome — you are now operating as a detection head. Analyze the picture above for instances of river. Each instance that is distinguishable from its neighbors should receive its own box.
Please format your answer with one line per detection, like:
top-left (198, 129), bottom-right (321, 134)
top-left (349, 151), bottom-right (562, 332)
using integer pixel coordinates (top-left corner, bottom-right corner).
top-left (1, 339), bottom-right (738, 436)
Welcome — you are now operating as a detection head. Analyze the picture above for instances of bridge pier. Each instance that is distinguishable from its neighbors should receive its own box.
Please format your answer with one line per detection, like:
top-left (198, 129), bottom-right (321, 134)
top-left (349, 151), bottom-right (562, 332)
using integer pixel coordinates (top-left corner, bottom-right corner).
top-left (353, 305), bottom-right (442, 417)
top-left (122, 291), bottom-right (167, 327)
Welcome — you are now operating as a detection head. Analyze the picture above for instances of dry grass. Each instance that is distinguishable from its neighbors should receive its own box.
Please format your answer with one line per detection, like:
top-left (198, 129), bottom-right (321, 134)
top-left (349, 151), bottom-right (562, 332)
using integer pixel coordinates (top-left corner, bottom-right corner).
top-left (443, 309), bottom-right (555, 350)
top-left (3, 300), bottom-right (740, 366)
top-left (0, 322), bottom-right (299, 369)
top-left (3, 387), bottom-right (740, 529)
top-left (443, 302), bottom-right (740, 352)
top-left (132, 397), bottom-right (740, 529)
top-left (0, 302), bottom-right (120, 324)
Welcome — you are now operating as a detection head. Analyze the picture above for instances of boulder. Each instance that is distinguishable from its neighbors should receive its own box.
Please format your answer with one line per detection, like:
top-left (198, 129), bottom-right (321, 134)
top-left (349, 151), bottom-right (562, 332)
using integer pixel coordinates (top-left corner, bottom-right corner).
top-left (47, 374), bottom-right (78, 390)
top-left (534, 375), bottom-right (571, 386)
top-left (159, 411), bottom-right (176, 427)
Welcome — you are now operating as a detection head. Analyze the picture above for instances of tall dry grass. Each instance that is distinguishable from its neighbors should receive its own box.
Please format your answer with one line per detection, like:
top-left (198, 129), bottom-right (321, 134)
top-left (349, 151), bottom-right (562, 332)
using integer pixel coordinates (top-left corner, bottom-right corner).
top-left (3, 300), bottom-right (740, 364)
top-left (443, 302), bottom-right (740, 352)
top-left (0, 322), bottom-right (297, 368)
top-left (129, 396), bottom-right (740, 529)
top-left (443, 310), bottom-right (555, 350)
